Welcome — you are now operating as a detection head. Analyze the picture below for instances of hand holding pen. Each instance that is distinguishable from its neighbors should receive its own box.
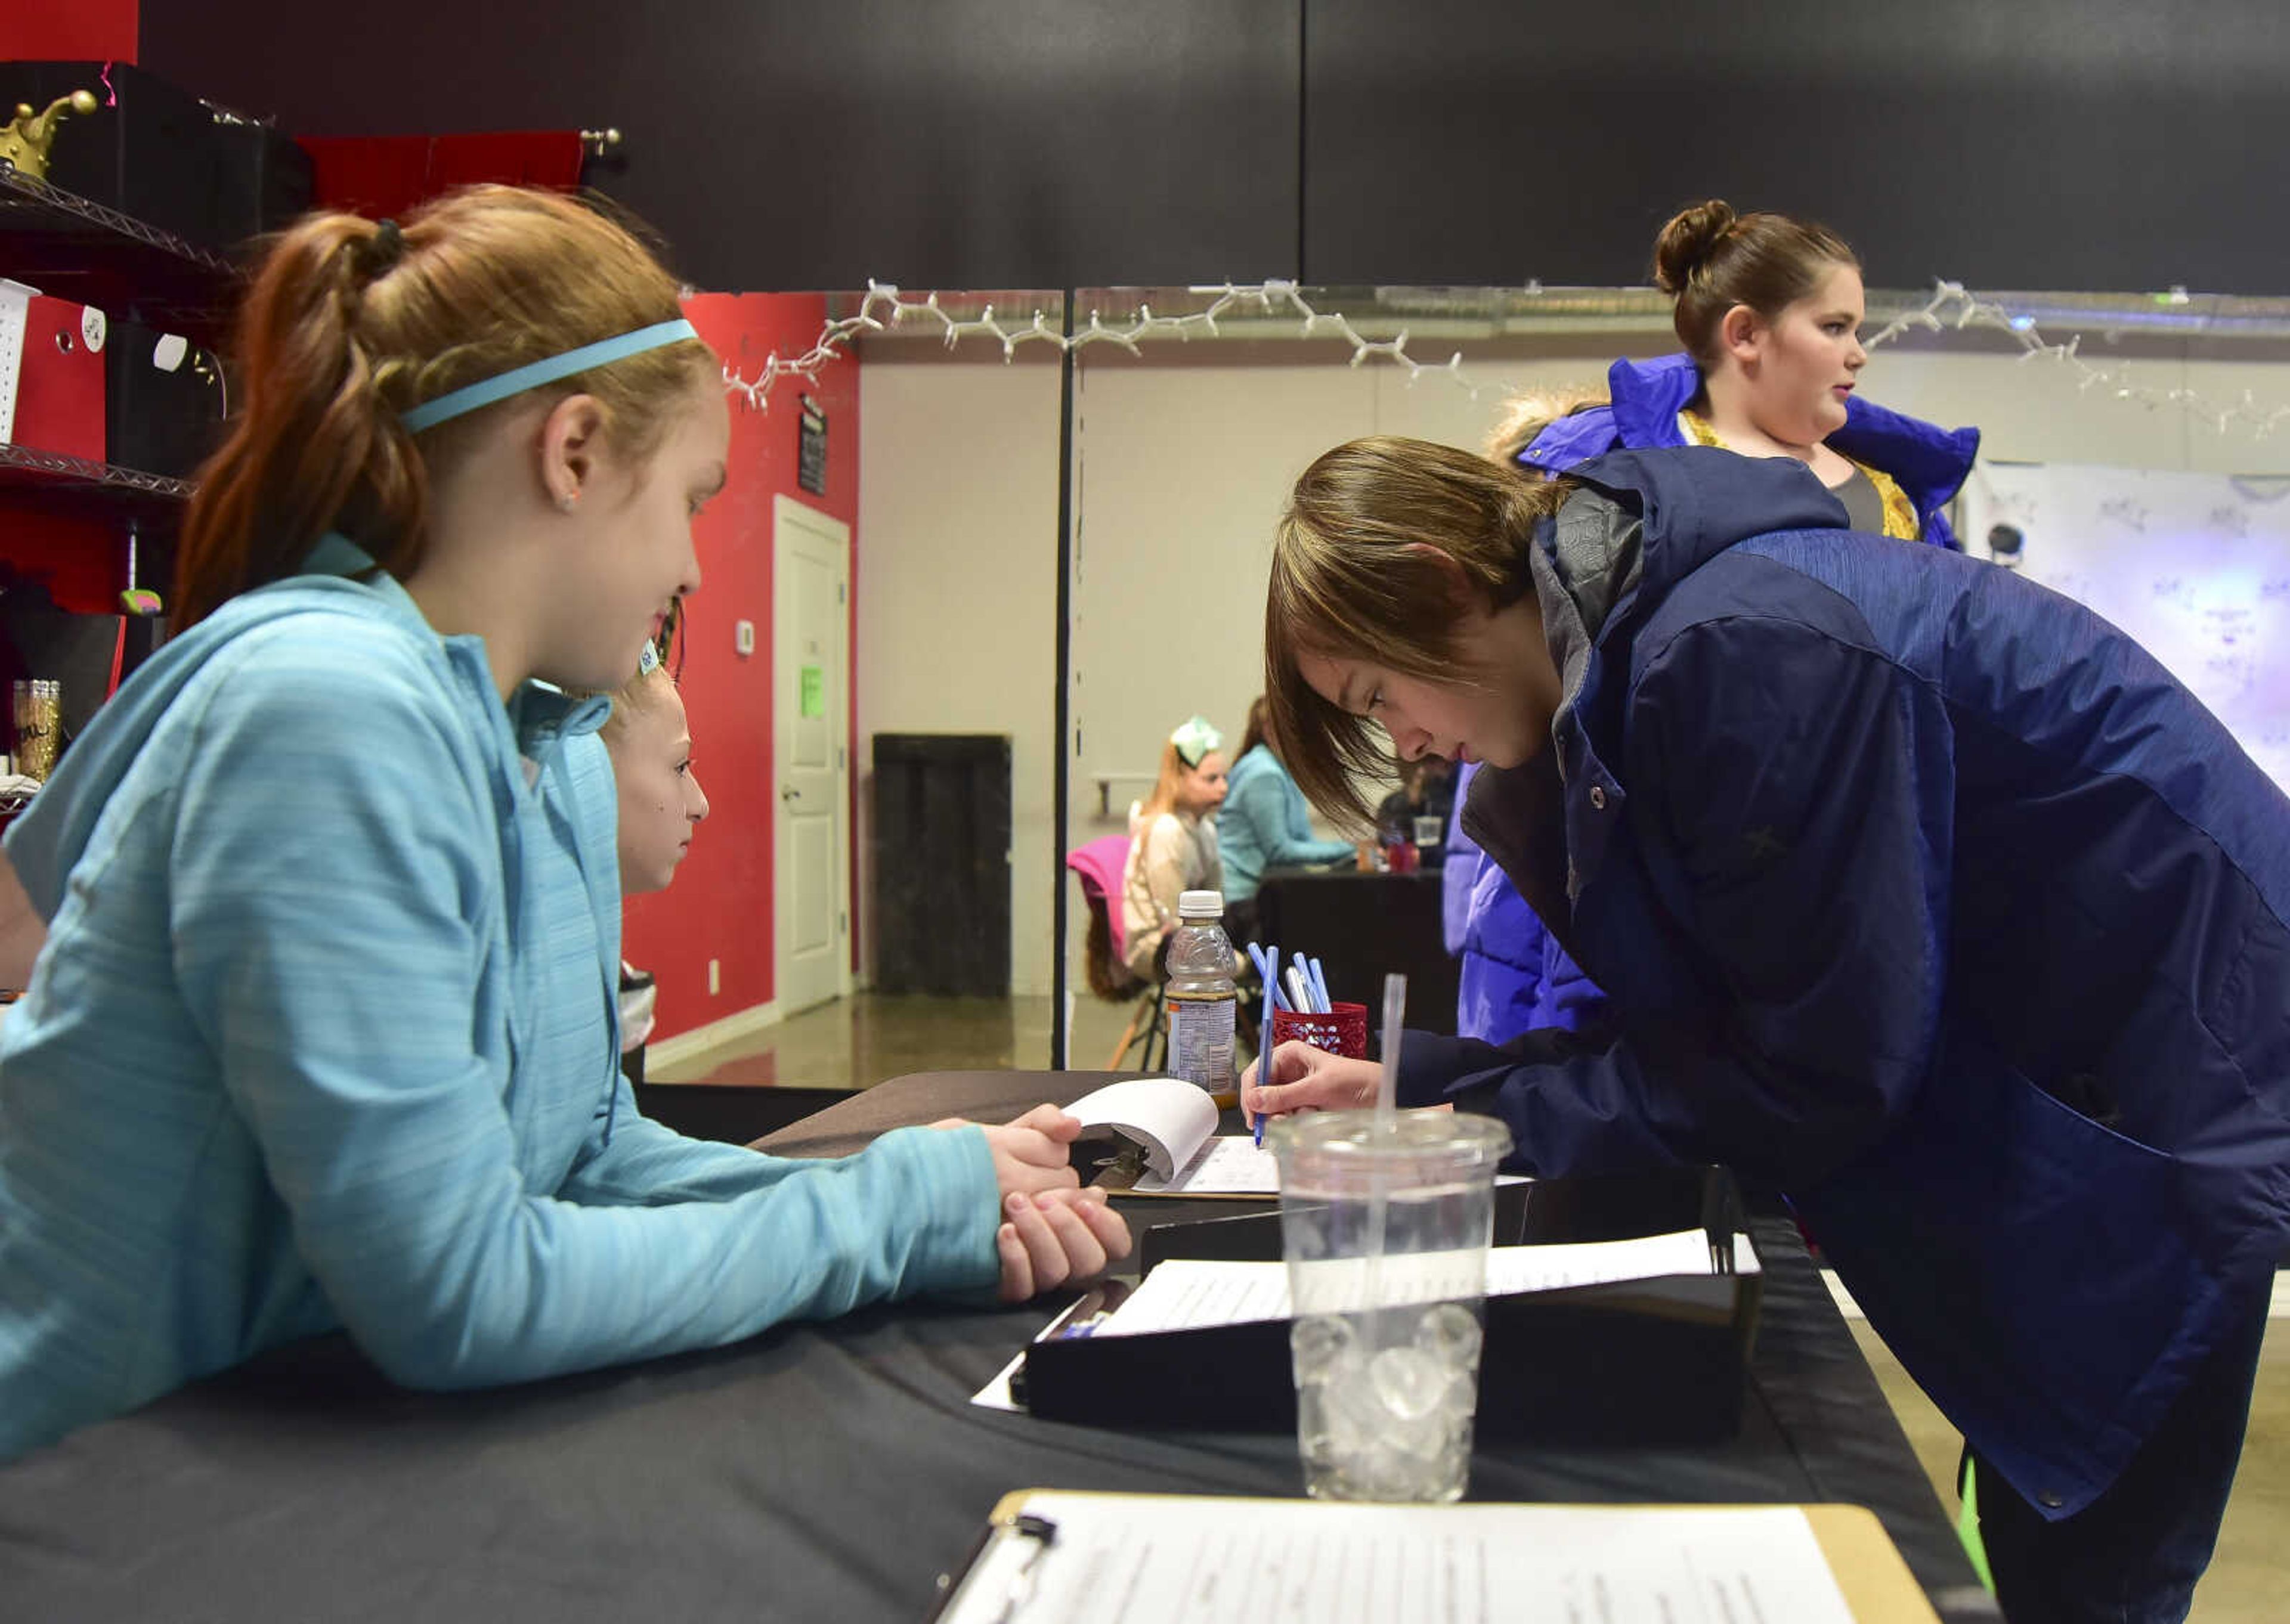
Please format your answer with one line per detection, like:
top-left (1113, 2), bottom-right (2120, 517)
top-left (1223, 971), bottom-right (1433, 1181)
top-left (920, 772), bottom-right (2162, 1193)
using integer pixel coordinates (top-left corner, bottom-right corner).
top-left (1245, 942), bottom-right (1339, 1145)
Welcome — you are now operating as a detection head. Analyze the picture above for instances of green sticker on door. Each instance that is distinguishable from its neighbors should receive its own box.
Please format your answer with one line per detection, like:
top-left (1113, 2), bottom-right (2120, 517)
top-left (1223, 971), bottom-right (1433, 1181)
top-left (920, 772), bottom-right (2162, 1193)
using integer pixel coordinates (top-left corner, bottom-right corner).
top-left (800, 665), bottom-right (825, 717)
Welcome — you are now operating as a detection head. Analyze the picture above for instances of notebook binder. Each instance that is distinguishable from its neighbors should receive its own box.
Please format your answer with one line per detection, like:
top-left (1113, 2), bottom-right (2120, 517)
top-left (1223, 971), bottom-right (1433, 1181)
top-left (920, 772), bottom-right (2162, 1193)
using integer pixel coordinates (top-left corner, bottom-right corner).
top-left (1023, 1166), bottom-right (1759, 1444)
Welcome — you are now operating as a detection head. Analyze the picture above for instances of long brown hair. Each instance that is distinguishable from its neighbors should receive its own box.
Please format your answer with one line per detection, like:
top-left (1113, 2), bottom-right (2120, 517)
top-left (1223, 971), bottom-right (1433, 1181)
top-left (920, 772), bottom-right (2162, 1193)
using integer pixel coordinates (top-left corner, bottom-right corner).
top-left (1265, 436), bottom-right (1571, 827)
top-left (176, 185), bottom-right (713, 627)
top-left (1136, 738), bottom-right (1190, 824)
top-left (1236, 695), bottom-right (1273, 762)
top-left (1653, 199), bottom-right (1858, 370)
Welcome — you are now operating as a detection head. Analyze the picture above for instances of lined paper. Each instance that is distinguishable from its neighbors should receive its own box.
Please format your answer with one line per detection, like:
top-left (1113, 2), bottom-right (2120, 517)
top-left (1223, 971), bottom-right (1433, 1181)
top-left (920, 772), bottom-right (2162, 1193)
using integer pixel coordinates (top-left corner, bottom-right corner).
top-left (1085, 1232), bottom-right (1754, 1336)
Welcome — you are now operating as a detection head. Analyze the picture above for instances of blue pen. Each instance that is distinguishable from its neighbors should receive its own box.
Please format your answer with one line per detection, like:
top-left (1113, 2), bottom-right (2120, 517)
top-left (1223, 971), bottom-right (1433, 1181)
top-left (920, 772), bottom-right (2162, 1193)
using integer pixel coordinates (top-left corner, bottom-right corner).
top-left (1307, 956), bottom-right (1332, 1014)
top-left (1247, 942), bottom-right (1291, 1014)
top-left (1253, 945), bottom-right (1280, 1147)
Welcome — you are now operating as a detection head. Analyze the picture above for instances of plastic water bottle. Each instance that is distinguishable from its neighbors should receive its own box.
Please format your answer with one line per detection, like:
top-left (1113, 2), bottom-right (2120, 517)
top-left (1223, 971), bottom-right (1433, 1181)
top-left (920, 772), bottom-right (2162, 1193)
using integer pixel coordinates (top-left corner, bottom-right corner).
top-left (1164, 889), bottom-right (1239, 1099)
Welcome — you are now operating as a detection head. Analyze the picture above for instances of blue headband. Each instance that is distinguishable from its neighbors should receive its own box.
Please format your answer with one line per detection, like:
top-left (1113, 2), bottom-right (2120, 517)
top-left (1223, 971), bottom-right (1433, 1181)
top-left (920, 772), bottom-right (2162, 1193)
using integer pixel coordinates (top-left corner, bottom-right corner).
top-left (398, 318), bottom-right (702, 433)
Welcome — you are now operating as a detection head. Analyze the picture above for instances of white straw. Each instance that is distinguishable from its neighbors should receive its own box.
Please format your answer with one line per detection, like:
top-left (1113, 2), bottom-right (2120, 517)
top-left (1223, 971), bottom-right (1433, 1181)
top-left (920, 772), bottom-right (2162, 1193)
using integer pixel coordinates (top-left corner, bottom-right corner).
top-left (1375, 972), bottom-right (1405, 1127)
top-left (1364, 973), bottom-right (1406, 1310)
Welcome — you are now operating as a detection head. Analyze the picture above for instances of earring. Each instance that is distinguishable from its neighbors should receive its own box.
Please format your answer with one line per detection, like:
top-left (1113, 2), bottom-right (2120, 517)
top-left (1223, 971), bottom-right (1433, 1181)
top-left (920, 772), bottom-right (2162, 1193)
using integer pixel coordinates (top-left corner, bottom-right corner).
top-left (559, 491), bottom-right (580, 512)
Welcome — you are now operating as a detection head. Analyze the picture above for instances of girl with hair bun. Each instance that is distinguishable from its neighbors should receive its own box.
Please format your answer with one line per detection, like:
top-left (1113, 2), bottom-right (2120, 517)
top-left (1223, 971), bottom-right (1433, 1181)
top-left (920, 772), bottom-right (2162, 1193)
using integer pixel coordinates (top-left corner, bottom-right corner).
top-left (1449, 205), bottom-right (1978, 1084)
top-left (0, 186), bottom-right (1124, 1461)
top-left (1515, 199), bottom-right (1979, 549)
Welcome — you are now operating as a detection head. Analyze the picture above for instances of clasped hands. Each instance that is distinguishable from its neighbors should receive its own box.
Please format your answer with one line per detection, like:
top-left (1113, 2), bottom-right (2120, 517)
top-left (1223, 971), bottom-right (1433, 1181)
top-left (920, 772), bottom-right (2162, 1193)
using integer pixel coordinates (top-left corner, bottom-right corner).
top-left (942, 1050), bottom-right (1425, 1306)
top-left (932, 1104), bottom-right (1133, 1301)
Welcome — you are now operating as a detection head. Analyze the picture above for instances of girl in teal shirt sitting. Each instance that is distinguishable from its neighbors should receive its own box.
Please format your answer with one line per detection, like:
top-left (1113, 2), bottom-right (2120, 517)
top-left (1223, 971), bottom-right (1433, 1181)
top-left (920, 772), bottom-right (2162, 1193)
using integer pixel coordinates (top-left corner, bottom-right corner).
top-left (0, 187), bottom-right (1125, 1462)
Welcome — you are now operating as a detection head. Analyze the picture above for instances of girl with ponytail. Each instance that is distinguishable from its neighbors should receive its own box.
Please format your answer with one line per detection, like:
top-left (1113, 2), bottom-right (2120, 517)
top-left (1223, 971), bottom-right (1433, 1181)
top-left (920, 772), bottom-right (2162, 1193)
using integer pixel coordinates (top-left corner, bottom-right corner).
top-left (0, 187), bottom-right (1124, 1460)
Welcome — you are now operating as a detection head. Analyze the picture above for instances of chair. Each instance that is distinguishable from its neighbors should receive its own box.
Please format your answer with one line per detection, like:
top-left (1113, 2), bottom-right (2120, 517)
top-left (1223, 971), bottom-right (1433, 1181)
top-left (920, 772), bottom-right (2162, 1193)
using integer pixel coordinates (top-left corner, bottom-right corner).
top-left (1066, 833), bottom-right (1164, 1070)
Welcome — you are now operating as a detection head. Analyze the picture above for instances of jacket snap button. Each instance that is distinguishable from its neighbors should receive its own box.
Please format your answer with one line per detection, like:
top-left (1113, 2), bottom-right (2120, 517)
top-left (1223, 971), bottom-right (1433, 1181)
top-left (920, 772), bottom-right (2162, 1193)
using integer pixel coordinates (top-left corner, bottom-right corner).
top-left (2038, 1491), bottom-right (2064, 1510)
top-left (1589, 785), bottom-right (1608, 811)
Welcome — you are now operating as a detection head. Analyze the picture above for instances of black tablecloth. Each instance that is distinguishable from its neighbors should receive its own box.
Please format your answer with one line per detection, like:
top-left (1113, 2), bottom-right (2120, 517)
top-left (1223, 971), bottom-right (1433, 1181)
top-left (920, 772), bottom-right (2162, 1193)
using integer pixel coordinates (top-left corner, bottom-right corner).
top-left (0, 1071), bottom-right (1996, 1622)
top-left (1253, 869), bottom-right (1460, 1036)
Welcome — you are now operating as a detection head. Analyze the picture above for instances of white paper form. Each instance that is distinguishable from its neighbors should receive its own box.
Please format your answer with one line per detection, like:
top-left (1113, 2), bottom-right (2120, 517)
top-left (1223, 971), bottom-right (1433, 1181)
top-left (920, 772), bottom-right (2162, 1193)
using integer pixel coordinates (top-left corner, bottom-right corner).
top-left (936, 1494), bottom-right (1861, 1624)
top-left (1131, 1135), bottom-right (1281, 1195)
top-left (1087, 1231), bottom-right (1755, 1337)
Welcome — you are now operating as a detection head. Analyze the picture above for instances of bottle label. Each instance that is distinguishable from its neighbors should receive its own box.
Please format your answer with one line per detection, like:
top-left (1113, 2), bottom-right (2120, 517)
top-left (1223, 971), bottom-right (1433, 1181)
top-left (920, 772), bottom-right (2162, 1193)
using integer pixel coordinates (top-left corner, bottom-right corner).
top-left (1165, 992), bottom-right (1237, 1094)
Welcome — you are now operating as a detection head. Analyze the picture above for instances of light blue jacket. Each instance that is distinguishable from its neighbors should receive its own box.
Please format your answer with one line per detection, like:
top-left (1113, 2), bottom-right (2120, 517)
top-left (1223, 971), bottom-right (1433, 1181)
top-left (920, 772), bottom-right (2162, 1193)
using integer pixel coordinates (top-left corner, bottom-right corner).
top-left (0, 545), bottom-right (999, 1461)
top-left (1217, 745), bottom-right (1353, 904)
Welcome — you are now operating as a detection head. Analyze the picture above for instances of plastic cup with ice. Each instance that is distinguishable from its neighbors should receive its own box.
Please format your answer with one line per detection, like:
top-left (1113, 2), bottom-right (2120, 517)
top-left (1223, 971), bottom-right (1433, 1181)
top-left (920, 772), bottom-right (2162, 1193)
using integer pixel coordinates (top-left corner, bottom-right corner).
top-left (1270, 1108), bottom-right (1513, 1502)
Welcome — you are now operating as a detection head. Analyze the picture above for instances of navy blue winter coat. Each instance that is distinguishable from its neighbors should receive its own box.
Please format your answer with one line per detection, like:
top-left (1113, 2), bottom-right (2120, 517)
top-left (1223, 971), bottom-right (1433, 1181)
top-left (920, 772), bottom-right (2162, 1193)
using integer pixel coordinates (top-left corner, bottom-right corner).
top-left (1401, 447), bottom-right (2290, 1519)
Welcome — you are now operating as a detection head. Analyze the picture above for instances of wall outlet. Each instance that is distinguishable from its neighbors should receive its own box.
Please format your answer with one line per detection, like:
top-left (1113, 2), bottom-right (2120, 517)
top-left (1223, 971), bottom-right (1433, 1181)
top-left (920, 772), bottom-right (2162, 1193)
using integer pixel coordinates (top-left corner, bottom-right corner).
top-left (708, 959), bottom-right (722, 996)
top-left (733, 619), bottom-right (756, 656)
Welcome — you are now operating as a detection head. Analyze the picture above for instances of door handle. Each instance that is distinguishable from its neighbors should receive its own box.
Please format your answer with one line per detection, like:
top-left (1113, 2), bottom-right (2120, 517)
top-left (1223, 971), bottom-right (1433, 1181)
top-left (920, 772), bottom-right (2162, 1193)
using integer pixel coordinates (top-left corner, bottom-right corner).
top-left (781, 787), bottom-right (801, 802)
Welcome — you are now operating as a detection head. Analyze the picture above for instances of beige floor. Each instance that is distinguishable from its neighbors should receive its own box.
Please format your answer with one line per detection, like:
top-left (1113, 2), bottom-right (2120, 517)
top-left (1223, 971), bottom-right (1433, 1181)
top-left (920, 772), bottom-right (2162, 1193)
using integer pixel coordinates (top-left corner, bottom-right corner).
top-left (648, 988), bottom-right (1153, 1087)
top-left (659, 992), bottom-right (2290, 1620)
top-left (1850, 1322), bottom-right (2290, 1623)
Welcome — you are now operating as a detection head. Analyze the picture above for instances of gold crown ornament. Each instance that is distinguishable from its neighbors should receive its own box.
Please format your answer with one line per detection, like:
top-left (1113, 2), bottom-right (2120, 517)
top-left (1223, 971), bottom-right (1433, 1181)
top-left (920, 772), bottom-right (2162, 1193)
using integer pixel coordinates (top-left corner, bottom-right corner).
top-left (1, 90), bottom-right (100, 183)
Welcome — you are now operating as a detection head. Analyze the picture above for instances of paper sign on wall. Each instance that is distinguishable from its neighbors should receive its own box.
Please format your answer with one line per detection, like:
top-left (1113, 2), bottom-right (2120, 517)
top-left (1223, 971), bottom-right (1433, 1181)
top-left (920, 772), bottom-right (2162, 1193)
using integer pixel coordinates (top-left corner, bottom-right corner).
top-left (1960, 463), bottom-right (2290, 791)
top-left (798, 394), bottom-right (828, 495)
top-left (800, 664), bottom-right (825, 717)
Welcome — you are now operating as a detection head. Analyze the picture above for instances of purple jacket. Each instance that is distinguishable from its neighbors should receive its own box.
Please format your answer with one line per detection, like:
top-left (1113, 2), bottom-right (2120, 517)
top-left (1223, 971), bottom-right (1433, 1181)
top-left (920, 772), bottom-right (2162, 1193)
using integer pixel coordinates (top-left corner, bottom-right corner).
top-left (1443, 764), bottom-right (1604, 1041)
top-left (1521, 352), bottom-right (1980, 550)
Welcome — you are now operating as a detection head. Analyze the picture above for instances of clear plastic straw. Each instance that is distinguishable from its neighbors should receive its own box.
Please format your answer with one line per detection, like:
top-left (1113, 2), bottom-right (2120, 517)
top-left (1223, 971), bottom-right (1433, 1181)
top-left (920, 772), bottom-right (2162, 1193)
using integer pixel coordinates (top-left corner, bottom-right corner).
top-left (1364, 972), bottom-right (1406, 1310)
top-left (1375, 972), bottom-right (1404, 1129)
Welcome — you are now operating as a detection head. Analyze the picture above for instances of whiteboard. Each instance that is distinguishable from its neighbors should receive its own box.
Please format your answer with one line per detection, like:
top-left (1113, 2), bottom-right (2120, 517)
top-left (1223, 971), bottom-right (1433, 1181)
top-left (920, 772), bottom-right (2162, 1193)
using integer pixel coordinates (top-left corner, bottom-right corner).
top-left (1959, 463), bottom-right (2290, 792)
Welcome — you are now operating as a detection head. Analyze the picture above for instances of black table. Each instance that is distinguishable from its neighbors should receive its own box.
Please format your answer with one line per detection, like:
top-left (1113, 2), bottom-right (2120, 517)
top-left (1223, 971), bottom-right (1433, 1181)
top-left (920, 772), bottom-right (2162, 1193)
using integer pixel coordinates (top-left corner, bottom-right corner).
top-left (0, 1071), bottom-right (1995, 1622)
top-left (1254, 868), bottom-right (1460, 1036)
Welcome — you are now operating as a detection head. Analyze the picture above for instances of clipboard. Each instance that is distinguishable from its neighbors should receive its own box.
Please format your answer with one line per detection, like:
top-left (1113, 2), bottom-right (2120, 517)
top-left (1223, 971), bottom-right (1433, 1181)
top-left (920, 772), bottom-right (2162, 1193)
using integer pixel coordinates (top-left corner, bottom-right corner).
top-left (928, 1490), bottom-right (1942, 1623)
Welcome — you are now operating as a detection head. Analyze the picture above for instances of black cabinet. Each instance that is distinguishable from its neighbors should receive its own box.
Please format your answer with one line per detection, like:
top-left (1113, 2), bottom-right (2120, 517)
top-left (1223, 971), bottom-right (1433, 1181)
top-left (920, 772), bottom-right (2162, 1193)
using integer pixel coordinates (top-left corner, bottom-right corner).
top-left (870, 734), bottom-right (1011, 997)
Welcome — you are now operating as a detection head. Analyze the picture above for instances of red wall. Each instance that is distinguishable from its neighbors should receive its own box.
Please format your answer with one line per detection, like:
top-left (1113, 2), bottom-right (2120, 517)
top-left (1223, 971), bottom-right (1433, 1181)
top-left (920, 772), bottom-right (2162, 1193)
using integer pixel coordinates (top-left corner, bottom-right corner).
top-left (621, 294), bottom-right (859, 1042)
top-left (16, 1), bottom-right (138, 57)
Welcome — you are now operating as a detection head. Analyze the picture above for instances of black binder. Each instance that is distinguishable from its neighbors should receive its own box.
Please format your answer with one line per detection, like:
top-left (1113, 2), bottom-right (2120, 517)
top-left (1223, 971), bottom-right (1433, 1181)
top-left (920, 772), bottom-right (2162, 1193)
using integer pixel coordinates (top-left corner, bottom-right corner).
top-left (1020, 1166), bottom-right (1760, 1445)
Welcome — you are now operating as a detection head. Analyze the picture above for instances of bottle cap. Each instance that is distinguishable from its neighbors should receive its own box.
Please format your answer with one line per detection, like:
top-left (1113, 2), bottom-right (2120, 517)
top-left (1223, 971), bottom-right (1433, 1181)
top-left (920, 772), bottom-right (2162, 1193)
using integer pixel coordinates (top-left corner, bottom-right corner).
top-left (1177, 890), bottom-right (1224, 918)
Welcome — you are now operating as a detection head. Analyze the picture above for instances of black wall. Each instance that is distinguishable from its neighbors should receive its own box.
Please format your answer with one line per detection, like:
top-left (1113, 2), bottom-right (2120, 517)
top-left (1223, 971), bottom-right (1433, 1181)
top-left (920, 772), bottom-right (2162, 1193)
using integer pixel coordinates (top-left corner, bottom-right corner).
top-left (144, 0), bottom-right (2290, 294)
top-left (1303, 0), bottom-right (2290, 293)
top-left (141, 1), bottom-right (1302, 290)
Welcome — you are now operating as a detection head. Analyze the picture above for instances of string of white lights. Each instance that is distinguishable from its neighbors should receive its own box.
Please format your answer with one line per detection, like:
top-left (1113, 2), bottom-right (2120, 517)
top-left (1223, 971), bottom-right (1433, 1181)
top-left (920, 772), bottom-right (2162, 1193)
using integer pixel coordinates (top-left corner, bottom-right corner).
top-left (1861, 281), bottom-right (2290, 439)
top-left (723, 277), bottom-right (2290, 439)
top-left (719, 279), bottom-right (1495, 409)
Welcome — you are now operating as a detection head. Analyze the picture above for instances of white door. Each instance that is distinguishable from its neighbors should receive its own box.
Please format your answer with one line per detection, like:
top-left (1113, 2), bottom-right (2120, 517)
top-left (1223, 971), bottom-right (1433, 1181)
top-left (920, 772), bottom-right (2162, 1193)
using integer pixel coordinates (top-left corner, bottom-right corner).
top-left (773, 495), bottom-right (851, 1015)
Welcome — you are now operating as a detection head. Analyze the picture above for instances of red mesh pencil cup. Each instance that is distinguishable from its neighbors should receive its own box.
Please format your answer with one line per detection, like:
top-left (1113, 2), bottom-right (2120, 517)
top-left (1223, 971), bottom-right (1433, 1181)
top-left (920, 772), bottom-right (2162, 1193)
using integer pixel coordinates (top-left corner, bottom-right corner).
top-left (1272, 1001), bottom-right (1369, 1059)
